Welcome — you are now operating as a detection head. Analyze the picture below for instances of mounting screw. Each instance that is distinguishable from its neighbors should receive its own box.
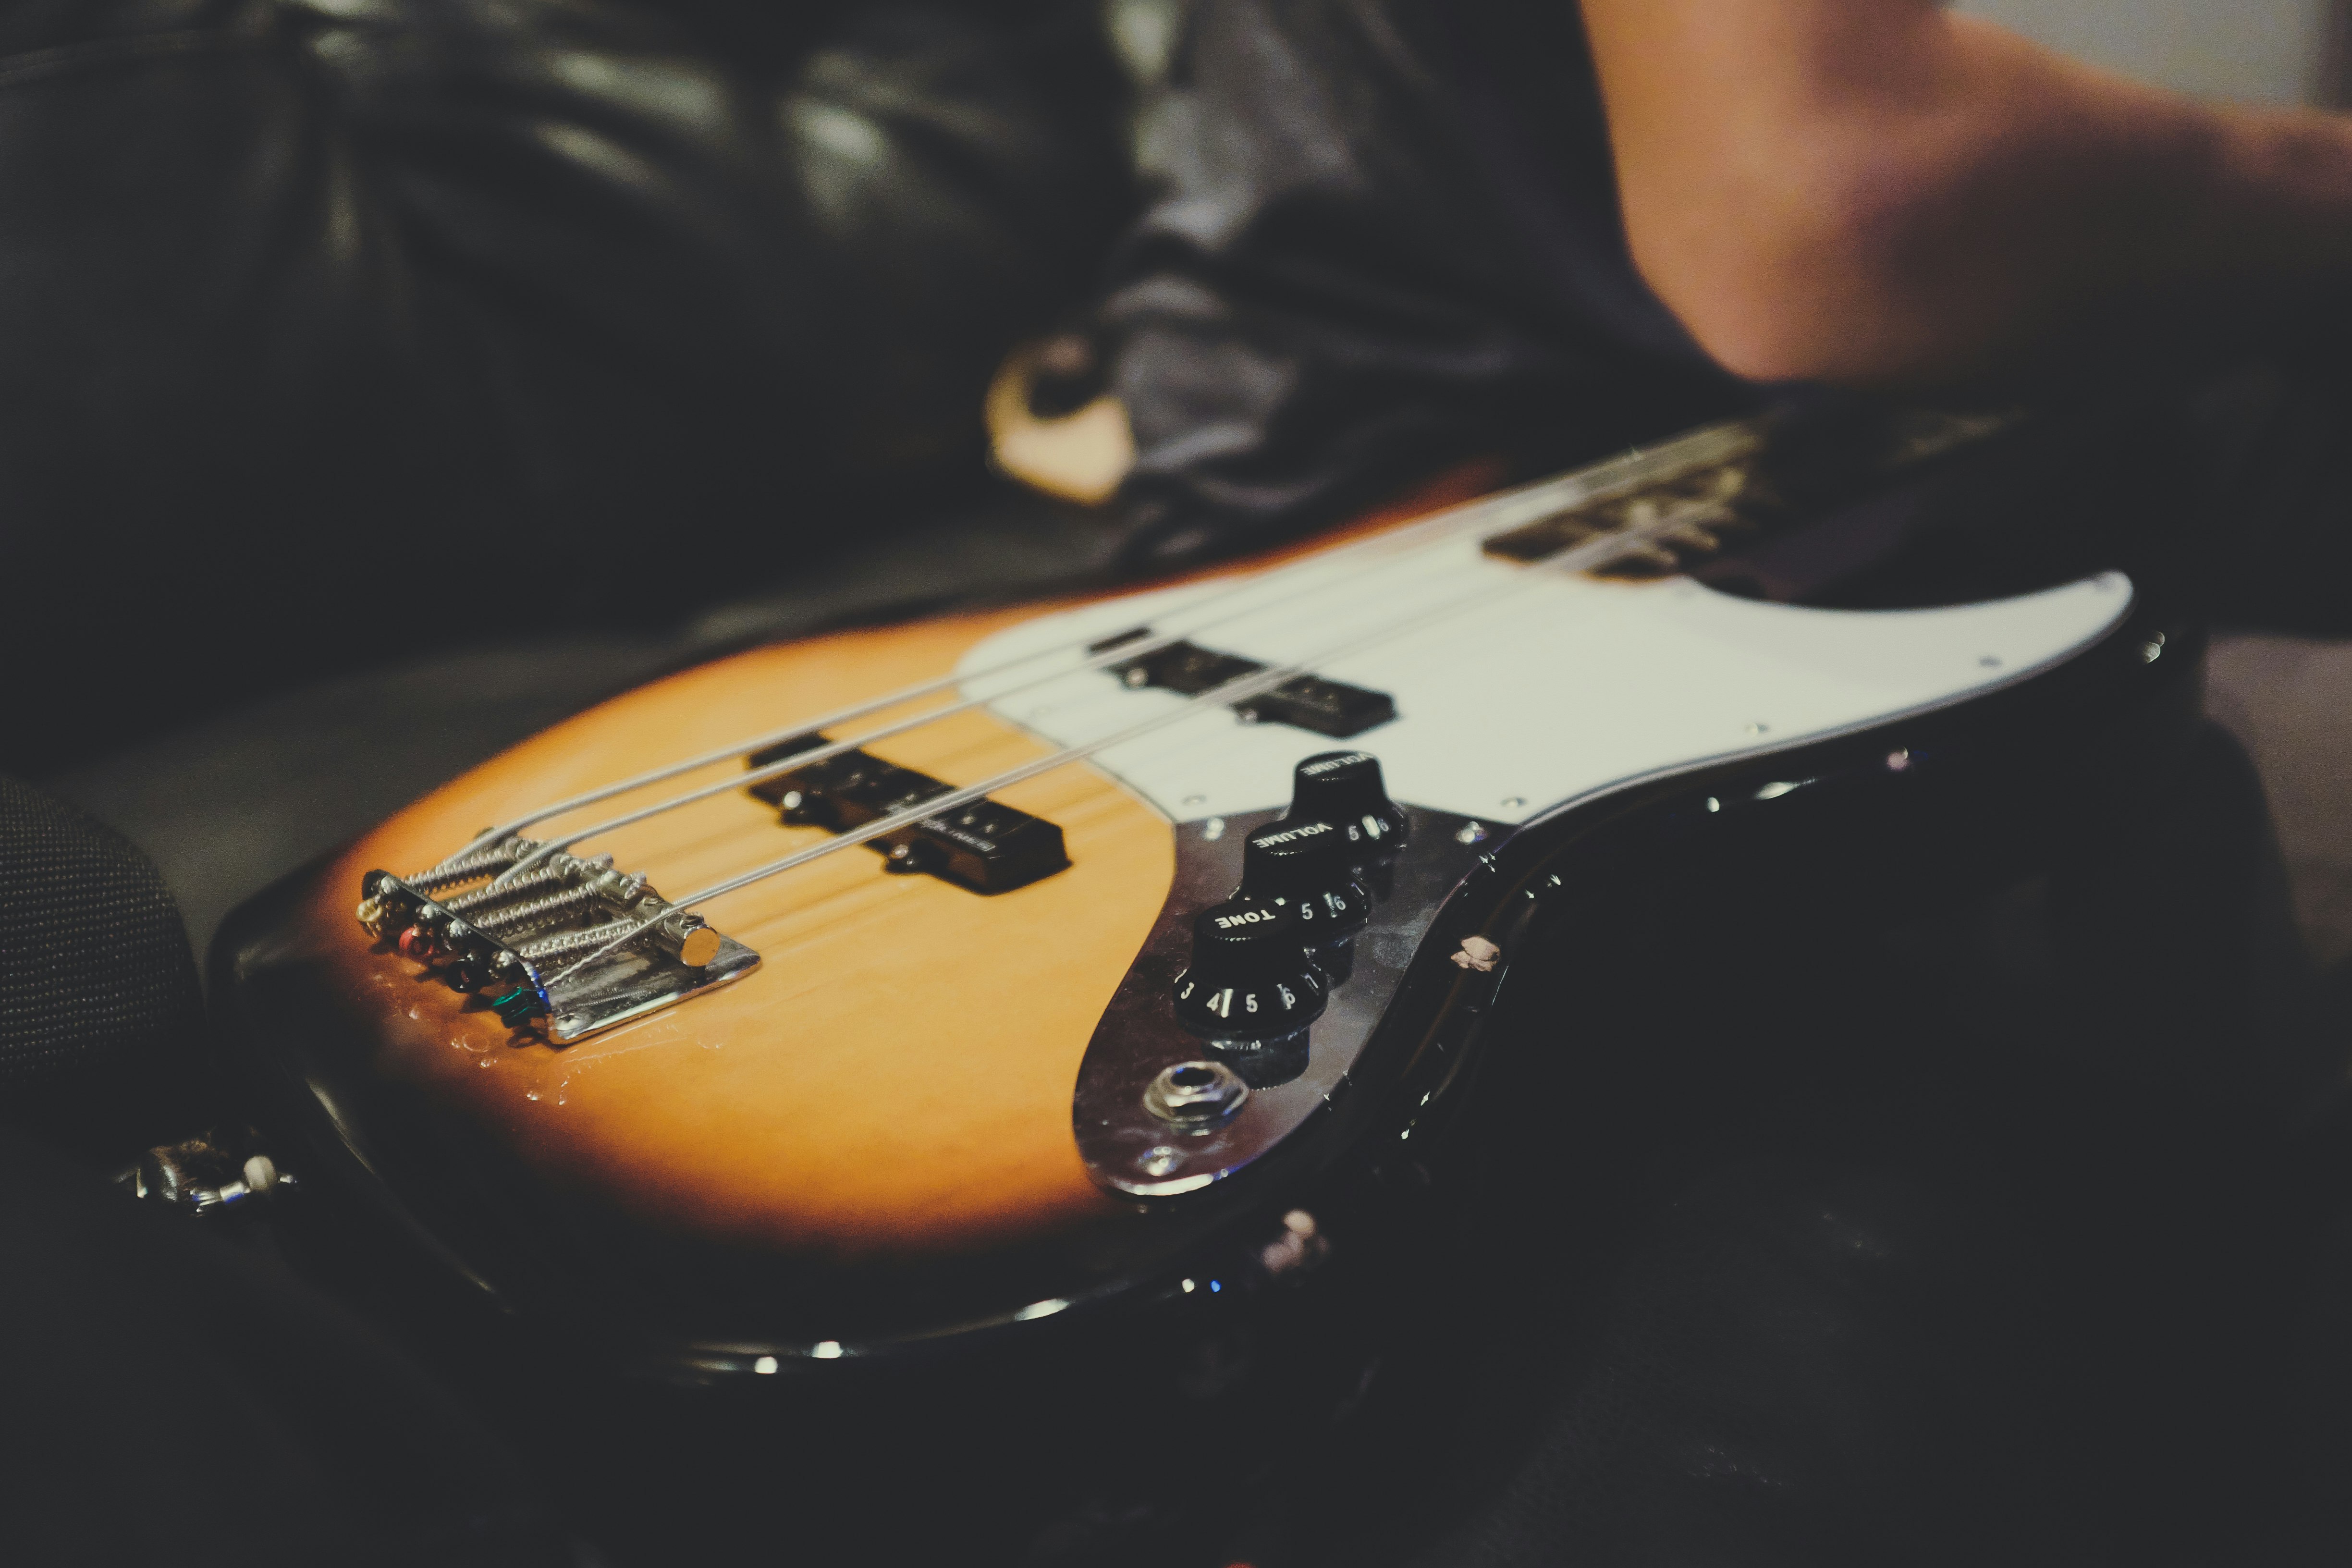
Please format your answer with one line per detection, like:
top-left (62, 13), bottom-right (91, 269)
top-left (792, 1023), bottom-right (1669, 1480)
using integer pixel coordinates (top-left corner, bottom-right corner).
top-left (1143, 1060), bottom-right (1249, 1128)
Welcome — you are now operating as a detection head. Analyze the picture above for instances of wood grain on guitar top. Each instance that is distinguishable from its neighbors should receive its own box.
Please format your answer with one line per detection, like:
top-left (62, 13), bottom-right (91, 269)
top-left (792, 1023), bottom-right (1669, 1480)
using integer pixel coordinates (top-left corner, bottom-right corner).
top-left (308, 608), bottom-right (1164, 1257)
top-left (300, 477), bottom-right (1494, 1263)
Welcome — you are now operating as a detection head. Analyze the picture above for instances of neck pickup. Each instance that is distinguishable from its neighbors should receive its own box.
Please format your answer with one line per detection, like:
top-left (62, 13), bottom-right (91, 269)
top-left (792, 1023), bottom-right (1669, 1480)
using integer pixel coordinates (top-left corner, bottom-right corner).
top-left (1090, 634), bottom-right (1396, 738)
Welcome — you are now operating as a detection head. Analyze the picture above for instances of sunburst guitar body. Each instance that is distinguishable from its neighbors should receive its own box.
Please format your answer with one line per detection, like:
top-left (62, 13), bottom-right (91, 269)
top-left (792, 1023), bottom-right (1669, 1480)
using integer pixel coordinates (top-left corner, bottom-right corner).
top-left (213, 410), bottom-right (2199, 1529)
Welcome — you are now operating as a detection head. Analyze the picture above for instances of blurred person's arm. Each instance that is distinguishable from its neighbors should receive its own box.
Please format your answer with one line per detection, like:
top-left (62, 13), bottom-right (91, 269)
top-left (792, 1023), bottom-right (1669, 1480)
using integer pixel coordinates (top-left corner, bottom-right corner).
top-left (1581, 0), bottom-right (2352, 386)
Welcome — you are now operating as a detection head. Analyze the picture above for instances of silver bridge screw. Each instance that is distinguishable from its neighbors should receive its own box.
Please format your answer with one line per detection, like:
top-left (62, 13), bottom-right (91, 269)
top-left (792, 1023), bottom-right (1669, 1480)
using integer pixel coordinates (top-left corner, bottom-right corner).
top-left (471, 883), bottom-right (605, 932)
top-left (441, 865), bottom-right (568, 912)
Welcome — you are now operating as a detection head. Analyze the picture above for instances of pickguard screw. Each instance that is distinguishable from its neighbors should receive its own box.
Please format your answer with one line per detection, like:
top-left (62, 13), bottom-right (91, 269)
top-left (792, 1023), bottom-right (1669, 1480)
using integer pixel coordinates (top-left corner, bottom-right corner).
top-left (1455, 822), bottom-right (1487, 844)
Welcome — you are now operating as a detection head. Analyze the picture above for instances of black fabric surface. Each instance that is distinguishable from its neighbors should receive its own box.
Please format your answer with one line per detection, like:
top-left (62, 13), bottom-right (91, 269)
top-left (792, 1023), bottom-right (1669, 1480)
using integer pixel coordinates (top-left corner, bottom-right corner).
top-left (0, 773), bottom-right (209, 1162)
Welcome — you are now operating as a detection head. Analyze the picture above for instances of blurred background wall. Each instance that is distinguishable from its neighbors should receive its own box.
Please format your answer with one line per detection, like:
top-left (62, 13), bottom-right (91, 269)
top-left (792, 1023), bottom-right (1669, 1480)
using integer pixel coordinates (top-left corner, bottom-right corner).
top-left (1959, 0), bottom-right (2342, 106)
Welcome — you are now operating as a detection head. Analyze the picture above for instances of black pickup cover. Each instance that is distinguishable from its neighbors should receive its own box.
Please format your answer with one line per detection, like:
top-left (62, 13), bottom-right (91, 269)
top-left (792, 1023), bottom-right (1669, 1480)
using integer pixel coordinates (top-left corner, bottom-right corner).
top-left (1093, 634), bottom-right (1396, 738)
top-left (746, 736), bottom-right (1068, 894)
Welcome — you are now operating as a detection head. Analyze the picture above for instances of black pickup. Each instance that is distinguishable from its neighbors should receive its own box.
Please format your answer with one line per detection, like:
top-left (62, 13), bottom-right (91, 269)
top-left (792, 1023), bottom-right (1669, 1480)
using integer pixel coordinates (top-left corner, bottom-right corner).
top-left (746, 736), bottom-right (1069, 894)
top-left (1092, 634), bottom-right (1396, 738)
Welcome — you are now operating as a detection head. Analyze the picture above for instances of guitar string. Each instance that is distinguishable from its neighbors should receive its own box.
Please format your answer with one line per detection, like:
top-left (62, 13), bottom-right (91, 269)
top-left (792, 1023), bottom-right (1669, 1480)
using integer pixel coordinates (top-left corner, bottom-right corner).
top-left (488, 490), bottom-right (1603, 885)
top-left (541, 494), bottom-right (1738, 988)
top-left (443, 419), bottom-right (1756, 870)
top-left (456, 567), bottom-right (1300, 869)
top-left (465, 424), bottom-right (1746, 870)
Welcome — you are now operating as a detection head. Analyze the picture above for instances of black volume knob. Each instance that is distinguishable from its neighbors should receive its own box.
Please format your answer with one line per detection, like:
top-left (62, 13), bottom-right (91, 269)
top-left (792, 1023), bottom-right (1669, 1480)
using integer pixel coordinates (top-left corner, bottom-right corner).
top-left (1241, 817), bottom-right (1369, 979)
top-left (1173, 896), bottom-right (1328, 1042)
top-left (1286, 750), bottom-right (1409, 853)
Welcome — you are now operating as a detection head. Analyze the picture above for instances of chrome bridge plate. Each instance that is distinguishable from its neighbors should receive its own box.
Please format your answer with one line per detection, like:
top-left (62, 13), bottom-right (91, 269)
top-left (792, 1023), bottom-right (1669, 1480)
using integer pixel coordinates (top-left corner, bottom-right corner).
top-left (356, 841), bottom-right (760, 1046)
top-left (538, 932), bottom-right (759, 1043)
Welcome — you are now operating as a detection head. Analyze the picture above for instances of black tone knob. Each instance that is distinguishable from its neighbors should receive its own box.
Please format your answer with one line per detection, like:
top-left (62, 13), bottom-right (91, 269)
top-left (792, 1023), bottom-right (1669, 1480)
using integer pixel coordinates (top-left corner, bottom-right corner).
top-left (1173, 896), bottom-right (1328, 1041)
top-left (1240, 818), bottom-right (1369, 944)
top-left (1286, 750), bottom-right (1409, 853)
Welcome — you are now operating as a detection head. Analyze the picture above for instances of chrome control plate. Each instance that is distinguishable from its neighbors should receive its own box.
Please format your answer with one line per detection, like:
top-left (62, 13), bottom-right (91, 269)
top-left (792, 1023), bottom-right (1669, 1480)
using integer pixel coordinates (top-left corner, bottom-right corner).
top-left (1072, 805), bottom-right (1490, 1197)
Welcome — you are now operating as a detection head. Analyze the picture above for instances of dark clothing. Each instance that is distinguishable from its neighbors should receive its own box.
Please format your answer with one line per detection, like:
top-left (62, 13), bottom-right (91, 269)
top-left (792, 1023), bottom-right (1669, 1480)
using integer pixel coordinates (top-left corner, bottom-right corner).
top-left (1105, 0), bottom-right (1751, 565)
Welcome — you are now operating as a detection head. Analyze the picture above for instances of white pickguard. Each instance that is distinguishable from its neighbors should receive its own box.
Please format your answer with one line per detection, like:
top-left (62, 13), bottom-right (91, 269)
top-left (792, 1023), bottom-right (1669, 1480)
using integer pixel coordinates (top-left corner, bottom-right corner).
top-left (957, 530), bottom-right (2136, 827)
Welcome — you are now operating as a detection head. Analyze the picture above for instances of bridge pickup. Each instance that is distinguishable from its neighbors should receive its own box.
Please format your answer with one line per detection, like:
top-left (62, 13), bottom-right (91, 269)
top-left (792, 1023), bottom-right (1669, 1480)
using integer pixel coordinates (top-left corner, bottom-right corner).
top-left (746, 736), bottom-right (1069, 894)
top-left (1091, 634), bottom-right (1396, 738)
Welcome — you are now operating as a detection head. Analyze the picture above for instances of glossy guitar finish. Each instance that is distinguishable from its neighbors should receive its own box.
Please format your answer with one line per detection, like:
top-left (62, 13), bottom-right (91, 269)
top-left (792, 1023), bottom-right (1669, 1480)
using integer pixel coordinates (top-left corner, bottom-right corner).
top-left (211, 411), bottom-right (2205, 1382)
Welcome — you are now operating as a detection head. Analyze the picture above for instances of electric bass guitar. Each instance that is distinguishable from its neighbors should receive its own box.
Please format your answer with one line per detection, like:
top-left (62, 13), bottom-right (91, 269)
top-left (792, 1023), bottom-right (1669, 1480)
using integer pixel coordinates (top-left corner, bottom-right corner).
top-left (209, 405), bottom-right (2198, 1420)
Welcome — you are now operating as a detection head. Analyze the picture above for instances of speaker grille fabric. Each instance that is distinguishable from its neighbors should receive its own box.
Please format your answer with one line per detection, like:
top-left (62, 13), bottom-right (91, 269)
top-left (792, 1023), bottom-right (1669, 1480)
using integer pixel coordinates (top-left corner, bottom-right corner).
top-left (0, 774), bottom-right (202, 1095)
